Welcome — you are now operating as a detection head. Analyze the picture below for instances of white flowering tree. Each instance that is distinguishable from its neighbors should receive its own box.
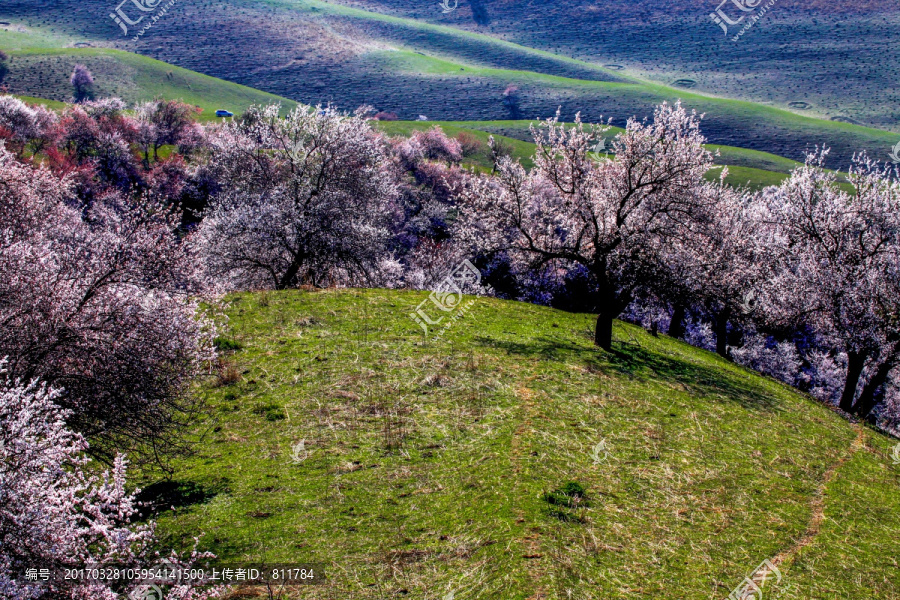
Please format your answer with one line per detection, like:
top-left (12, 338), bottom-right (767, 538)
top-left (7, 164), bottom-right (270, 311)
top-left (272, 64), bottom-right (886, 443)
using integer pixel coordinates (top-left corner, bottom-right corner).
top-left (0, 95), bottom-right (57, 156)
top-left (670, 184), bottom-right (766, 357)
top-left (760, 151), bottom-right (900, 418)
top-left (0, 370), bottom-right (224, 600)
top-left (458, 102), bottom-right (721, 350)
top-left (198, 104), bottom-right (401, 290)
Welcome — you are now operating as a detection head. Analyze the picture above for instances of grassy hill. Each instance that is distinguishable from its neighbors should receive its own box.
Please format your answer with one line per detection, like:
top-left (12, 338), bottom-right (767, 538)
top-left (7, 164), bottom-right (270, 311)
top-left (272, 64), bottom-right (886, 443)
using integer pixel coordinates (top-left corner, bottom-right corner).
top-left (0, 41), bottom-right (297, 119)
top-left (2, 2), bottom-right (898, 168)
top-left (139, 288), bottom-right (900, 599)
top-left (320, 0), bottom-right (900, 131)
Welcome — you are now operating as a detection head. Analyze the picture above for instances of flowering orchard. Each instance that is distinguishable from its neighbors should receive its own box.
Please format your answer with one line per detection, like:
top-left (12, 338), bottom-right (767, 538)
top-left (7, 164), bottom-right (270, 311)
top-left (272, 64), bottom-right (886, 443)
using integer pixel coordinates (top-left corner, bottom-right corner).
top-left (1, 93), bottom-right (899, 596)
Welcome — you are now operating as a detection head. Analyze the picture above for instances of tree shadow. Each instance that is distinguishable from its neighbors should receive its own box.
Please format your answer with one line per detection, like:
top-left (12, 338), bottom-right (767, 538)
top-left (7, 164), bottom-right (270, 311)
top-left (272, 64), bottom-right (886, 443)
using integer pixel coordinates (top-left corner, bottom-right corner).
top-left (475, 334), bottom-right (783, 412)
top-left (605, 343), bottom-right (782, 412)
top-left (474, 335), bottom-right (590, 363)
top-left (136, 478), bottom-right (230, 515)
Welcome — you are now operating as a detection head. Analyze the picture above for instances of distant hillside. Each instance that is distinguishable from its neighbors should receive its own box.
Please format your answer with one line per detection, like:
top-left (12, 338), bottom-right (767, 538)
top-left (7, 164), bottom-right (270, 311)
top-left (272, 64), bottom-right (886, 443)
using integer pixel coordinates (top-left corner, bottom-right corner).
top-left (140, 288), bottom-right (900, 599)
top-left (1, 43), bottom-right (297, 118)
top-left (327, 0), bottom-right (900, 130)
top-left (0, 3), bottom-right (897, 167)
top-left (377, 120), bottom-right (826, 191)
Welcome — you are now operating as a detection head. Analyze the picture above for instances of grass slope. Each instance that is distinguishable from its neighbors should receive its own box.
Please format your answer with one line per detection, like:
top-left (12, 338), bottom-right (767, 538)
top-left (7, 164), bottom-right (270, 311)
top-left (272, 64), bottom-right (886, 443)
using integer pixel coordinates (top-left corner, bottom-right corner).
top-left (3, 1), bottom-right (896, 167)
top-left (2, 44), bottom-right (297, 119)
top-left (323, 0), bottom-right (900, 130)
top-left (259, 0), bottom-right (898, 168)
top-left (140, 289), bottom-right (900, 599)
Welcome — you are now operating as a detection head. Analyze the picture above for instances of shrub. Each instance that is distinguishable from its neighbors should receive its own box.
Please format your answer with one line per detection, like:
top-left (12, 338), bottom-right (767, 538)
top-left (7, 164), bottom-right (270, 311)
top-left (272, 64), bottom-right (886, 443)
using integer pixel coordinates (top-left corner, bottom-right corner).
top-left (70, 64), bottom-right (95, 102)
top-left (213, 337), bottom-right (243, 352)
top-left (215, 360), bottom-right (242, 387)
top-left (456, 131), bottom-right (483, 157)
top-left (373, 111), bottom-right (398, 121)
top-left (0, 50), bottom-right (8, 83)
top-left (252, 403), bottom-right (286, 421)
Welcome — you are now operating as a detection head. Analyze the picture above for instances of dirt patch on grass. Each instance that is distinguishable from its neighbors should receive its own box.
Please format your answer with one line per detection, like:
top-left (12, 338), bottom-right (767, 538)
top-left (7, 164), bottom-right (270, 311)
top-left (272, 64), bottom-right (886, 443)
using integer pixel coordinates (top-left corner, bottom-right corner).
top-left (770, 426), bottom-right (867, 568)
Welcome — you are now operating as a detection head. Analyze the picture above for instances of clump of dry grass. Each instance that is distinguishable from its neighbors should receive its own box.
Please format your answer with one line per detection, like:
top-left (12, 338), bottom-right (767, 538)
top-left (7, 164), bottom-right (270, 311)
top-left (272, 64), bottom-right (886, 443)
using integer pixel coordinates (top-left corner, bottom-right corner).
top-left (214, 358), bottom-right (242, 386)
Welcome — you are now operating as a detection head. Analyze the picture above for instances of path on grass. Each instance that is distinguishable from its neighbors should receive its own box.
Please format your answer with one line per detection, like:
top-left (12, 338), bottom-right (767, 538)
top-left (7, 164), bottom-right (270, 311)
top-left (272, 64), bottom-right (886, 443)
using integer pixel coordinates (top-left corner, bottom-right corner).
top-left (739, 426), bottom-right (867, 596)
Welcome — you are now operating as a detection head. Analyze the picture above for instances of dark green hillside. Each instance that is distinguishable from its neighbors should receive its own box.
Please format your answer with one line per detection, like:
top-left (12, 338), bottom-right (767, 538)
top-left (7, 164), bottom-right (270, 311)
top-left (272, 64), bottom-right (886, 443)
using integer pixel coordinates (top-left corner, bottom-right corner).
top-left (1, 44), bottom-right (296, 119)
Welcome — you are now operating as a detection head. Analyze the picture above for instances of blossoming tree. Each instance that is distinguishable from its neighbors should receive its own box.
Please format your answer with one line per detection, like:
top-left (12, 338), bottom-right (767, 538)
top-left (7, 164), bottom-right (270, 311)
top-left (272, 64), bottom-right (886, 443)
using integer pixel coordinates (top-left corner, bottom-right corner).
top-left (457, 102), bottom-right (721, 350)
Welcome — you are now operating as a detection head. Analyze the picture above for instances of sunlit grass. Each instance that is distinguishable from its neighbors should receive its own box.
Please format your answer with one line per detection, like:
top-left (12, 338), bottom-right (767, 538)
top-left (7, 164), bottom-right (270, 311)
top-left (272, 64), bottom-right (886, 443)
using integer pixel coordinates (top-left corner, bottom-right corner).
top-left (139, 289), bottom-right (900, 599)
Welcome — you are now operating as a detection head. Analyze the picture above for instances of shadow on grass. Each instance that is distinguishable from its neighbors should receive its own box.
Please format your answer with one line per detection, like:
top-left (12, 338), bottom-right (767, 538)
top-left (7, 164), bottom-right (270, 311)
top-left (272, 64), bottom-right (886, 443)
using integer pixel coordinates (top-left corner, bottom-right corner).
top-left (474, 335), bottom-right (590, 362)
top-left (136, 478), bottom-right (230, 515)
top-left (475, 334), bottom-right (782, 412)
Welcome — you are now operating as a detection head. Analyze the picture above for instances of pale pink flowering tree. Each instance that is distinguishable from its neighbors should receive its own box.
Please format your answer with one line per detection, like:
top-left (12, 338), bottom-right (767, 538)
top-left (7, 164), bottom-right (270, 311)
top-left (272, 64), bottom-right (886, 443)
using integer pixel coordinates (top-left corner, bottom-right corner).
top-left (0, 144), bottom-right (213, 462)
top-left (667, 183), bottom-right (766, 357)
top-left (0, 95), bottom-right (58, 156)
top-left (198, 104), bottom-right (401, 290)
top-left (0, 368), bottom-right (226, 600)
top-left (457, 102), bottom-right (720, 350)
top-left (395, 126), bottom-right (463, 168)
top-left (135, 100), bottom-right (203, 164)
top-left (0, 372), bottom-right (149, 600)
top-left (760, 151), bottom-right (900, 419)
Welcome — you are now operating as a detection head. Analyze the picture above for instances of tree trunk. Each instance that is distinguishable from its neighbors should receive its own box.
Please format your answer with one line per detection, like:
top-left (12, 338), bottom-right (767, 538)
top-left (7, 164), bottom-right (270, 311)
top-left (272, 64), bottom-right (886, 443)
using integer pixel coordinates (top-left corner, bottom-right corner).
top-left (852, 357), bottom-right (896, 419)
top-left (715, 308), bottom-right (730, 359)
top-left (594, 312), bottom-right (613, 351)
top-left (838, 350), bottom-right (867, 413)
top-left (277, 259), bottom-right (302, 290)
top-left (668, 304), bottom-right (686, 340)
top-left (591, 264), bottom-right (627, 352)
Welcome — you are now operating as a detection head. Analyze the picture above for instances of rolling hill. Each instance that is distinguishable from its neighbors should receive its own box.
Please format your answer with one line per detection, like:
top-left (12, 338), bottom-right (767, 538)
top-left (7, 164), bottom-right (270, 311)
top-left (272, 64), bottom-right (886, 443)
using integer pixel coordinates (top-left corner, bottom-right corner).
top-left (320, 0), bottom-right (900, 130)
top-left (139, 288), bottom-right (900, 599)
top-left (4, 2), bottom-right (899, 598)
top-left (0, 23), bottom-right (816, 192)
top-left (0, 29), bottom-right (297, 118)
top-left (1, 1), bottom-right (898, 168)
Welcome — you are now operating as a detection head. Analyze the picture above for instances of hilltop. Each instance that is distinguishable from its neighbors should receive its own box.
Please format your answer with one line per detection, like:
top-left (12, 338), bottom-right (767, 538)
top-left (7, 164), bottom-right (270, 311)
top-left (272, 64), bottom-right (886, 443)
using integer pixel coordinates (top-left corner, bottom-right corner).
top-left (140, 288), bottom-right (900, 599)
top-left (0, 28), bottom-right (297, 118)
